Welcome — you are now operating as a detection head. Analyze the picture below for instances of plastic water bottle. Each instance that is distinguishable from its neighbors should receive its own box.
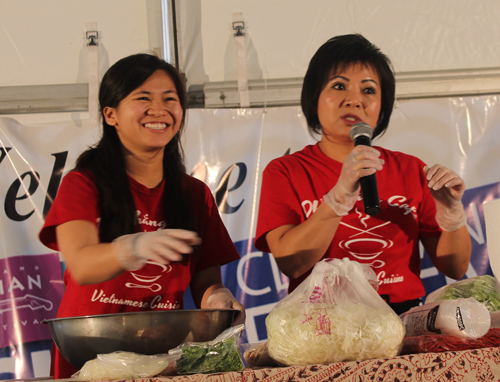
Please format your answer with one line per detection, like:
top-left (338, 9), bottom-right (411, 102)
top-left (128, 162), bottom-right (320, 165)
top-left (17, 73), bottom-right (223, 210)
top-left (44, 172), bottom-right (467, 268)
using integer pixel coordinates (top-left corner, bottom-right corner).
top-left (400, 297), bottom-right (491, 339)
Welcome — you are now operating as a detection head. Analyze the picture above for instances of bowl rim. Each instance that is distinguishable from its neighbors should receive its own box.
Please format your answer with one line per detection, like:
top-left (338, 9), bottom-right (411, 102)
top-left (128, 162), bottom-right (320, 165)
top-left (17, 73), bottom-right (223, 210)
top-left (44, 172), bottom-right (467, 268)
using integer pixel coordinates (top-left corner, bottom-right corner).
top-left (41, 308), bottom-right (238, 324)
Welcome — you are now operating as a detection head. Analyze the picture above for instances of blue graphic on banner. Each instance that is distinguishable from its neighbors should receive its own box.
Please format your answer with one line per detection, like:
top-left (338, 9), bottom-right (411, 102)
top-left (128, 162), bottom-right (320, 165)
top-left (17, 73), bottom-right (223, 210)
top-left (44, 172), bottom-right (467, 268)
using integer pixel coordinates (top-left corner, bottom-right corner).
top-left (421, 181), bottom-right (500, 299)
top-left (464, 182), bottom-right (500, 274)
top-left (223, 239), bottom-right (288, 344)
top-left (0, 340), bottom-right (52, 380)
top-left (0, 253), bottom-right (62, 378)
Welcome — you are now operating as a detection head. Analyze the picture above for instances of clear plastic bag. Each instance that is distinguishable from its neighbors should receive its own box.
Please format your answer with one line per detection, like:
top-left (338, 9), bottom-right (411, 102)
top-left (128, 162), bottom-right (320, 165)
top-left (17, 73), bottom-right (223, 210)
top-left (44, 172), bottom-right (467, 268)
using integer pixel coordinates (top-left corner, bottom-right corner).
top-left (265, 258), bottom-right (406, 366)
top-left (73, 351), bottom-right (176, 380)
top-left (400, 298), bottom-right (491, 339)
top-left (425, 275), bottom-right (500, 312)
top-left (491, 311), bottom-right (500, 328)
top-left (242, 341), bottom-right (281, 368)
top-left (169, 324), bottom-right (245, 374)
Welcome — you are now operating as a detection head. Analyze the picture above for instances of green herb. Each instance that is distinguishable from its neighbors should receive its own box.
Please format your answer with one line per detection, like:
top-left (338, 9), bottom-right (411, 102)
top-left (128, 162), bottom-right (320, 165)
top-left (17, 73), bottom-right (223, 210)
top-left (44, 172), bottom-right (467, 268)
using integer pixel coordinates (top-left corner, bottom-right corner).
top-left (439, 275), bottom-right (500, 312)
top-left (175, 337), bottom-right (244, 375)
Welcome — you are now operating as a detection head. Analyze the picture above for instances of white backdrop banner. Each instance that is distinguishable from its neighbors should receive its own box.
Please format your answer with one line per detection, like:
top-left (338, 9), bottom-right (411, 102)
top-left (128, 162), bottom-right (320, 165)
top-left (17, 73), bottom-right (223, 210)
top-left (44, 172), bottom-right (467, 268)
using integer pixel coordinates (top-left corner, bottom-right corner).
top-left (0, 95), bottom-right (500, 378)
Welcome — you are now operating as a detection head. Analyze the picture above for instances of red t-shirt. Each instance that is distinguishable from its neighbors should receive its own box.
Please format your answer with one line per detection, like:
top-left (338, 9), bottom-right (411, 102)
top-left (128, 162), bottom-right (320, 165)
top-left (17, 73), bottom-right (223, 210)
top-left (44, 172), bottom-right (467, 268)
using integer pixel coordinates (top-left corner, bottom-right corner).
top-left (255, 143), bottom-right (440, 303)
top-left (40, 171), bottom-right (239, 378)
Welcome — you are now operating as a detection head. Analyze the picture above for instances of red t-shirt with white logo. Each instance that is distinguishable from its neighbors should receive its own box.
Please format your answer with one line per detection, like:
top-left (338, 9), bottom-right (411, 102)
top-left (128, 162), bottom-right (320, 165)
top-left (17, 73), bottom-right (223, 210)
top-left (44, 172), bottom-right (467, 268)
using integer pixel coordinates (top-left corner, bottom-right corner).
top-left (40, 171), bottom-right (239, 378)
top-left (255, 143), bottom-right (440, 303)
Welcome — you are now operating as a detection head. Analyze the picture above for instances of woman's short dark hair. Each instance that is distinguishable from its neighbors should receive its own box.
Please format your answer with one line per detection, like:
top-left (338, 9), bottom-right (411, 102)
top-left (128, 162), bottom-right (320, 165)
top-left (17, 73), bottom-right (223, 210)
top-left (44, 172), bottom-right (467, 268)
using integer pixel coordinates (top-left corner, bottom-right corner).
top-left (76, 53), bottom-right (193, 242)
top-left (301, 34), bottom-right (395, 140)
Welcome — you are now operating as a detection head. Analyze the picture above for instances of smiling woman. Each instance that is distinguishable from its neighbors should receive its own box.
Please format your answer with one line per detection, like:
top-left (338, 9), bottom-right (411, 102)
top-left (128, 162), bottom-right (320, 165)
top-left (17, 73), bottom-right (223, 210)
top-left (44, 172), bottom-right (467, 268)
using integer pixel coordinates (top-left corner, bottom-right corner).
top-left (38, 53), bottom-right (245, 379)
top-left (104, 70), bottom-right (183, 159)
top-left (255, 34), bottom-right (471, 317)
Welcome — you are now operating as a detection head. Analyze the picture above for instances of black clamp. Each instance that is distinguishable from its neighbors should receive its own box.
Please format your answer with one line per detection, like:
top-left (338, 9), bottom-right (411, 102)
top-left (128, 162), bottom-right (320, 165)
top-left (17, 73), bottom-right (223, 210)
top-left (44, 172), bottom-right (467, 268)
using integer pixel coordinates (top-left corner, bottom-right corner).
top-left (232, 21), bottom-right (245, 37)
top-left (86, 30), bottom-right (99, 46)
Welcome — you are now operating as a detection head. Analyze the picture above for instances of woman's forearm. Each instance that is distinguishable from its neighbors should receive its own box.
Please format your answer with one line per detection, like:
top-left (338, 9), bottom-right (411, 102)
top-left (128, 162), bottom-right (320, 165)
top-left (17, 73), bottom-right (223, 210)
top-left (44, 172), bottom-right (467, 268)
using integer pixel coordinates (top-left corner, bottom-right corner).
top-left (56, 221), bottom-right (125, 285)
top-left (435, 225), bottom-right (471, 279)
top-left (422, 226), bottom-right (471, 280)
top-left (266, 202), bottom-right (343, 279)
top-left (63, 243), bottom-right (125, 285)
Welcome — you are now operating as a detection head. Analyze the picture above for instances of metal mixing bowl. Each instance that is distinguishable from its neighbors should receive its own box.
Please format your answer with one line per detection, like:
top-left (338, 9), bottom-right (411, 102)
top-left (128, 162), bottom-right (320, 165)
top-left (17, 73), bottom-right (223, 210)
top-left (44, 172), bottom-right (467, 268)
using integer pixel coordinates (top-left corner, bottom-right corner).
top-left (42, 309), bottom-right (238, 370)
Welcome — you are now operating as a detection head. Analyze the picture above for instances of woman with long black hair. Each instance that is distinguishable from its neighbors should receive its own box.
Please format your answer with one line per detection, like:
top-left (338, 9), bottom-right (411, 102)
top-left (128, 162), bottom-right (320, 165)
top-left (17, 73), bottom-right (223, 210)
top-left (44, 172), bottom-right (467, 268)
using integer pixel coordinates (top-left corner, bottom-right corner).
top-left (39, 53), bottom-right (244, 378)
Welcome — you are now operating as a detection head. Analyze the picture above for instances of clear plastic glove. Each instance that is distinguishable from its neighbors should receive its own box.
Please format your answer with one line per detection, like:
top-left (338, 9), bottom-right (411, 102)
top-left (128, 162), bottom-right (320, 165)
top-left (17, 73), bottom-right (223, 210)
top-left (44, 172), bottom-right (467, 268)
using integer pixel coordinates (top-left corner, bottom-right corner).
top-left (207, 288), bottom-right (246, 326)
top-left (112, 229), bottom-right (201, 271)
top-left (424, 164), bottom-right (467, 232)
top-left (323, 145), bottom-right (383, 216)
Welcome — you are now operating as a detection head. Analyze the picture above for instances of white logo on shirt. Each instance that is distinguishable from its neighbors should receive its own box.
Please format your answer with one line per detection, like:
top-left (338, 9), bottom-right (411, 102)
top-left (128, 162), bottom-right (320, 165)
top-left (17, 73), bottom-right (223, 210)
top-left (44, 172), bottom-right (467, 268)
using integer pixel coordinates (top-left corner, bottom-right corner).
top-left (387, 195), bottom-right (417, 219)
top-left (125, 262), bottom-right (172, 292)
top-left (137, 210), bottom-right (167, 229)
top-left (339, 218), bottom-right (393, 269)
top-left (301, 200), bottom-right (320, 218)
top-left (90, 262), bottom-right (179, 309)
top-left (90, 289), bottom-right (180, 310)
top-left (301, 195), bottom-right (418, 286)
top-left (125, 211), bottom-right (169, 292)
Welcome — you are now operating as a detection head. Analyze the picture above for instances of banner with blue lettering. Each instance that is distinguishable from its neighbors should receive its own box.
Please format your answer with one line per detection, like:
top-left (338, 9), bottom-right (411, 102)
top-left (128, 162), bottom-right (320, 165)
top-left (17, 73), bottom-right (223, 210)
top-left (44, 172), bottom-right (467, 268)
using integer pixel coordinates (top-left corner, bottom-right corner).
top-left (0, 95), bottom-right (499, 378)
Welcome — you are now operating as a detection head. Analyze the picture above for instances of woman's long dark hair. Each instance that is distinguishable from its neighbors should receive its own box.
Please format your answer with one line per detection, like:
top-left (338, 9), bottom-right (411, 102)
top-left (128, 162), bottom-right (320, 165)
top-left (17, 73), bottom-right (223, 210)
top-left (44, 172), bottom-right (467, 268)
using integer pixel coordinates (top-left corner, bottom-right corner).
top-left (75, 53), bottom-right (194, 242)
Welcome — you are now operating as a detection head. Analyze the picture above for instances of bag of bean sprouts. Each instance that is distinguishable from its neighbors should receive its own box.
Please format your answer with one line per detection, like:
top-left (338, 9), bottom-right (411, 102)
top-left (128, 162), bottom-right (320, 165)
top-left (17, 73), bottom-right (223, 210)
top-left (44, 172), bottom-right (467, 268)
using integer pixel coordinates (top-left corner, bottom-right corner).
top-left (265, 258), bottom-right (405, 366)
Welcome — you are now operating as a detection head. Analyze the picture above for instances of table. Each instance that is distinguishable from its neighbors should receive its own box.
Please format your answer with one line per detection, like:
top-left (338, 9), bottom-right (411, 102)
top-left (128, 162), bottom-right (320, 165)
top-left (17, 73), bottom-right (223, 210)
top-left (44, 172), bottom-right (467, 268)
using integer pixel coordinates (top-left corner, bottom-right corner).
top-left (52, 346), bottom-right (500, 382)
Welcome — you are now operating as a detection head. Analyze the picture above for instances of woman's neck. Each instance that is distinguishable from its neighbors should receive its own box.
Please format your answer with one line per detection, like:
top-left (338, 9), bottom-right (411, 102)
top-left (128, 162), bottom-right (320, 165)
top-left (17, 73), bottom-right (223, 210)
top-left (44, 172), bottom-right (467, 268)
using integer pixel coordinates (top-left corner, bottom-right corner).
top-left (318, 137), bottom-right (355, 163)
top-left (124, 149), bottom-right (164, 188)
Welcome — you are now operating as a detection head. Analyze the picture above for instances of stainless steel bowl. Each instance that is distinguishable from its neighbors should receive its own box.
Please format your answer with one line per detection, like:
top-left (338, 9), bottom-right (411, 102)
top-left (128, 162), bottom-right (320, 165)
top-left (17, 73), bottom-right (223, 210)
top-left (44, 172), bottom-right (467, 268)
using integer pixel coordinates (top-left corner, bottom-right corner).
top-left (42, 309), bottom-right (238, 370)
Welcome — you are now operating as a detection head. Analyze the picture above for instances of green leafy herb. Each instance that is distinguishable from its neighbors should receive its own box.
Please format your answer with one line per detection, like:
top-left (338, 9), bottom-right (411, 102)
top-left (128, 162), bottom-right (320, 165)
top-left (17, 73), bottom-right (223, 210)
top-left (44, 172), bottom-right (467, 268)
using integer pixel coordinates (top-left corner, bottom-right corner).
top-left (438, 275), bottom-right (500, 312)
top-left (175, 337), bottom-right (244, 375)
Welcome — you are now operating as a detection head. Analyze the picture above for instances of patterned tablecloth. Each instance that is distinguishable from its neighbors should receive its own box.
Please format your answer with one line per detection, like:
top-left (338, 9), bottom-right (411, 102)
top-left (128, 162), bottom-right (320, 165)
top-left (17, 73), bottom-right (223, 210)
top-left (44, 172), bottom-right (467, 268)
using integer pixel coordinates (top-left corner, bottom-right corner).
top-left (111, 346), bottom-right (500, 382)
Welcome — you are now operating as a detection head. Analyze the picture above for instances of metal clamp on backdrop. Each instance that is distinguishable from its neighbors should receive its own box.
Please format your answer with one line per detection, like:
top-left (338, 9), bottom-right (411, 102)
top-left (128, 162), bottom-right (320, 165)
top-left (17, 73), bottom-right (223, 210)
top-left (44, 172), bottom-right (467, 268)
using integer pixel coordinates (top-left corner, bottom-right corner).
top-left (232, 13), bottom-right (250, 108)
top-left (86, 21), bottom-right (99, 130)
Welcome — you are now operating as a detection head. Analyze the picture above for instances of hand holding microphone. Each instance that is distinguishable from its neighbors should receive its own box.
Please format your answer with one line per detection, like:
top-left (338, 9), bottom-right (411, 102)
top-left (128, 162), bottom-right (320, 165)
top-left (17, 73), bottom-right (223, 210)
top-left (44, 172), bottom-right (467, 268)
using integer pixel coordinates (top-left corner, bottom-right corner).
top-left (324, 122), bottom-right (383, 216)
top-left (349, 122), bottom-right (381, 215)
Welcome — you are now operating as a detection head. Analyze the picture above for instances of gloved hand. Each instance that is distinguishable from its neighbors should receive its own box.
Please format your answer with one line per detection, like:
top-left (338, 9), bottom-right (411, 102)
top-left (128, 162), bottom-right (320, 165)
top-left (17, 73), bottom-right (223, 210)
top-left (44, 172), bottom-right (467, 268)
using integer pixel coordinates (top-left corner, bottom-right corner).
top-left (207, 288), bottom-right (246, 326)
top-left (323, 145), bottom-right (383, 216)
top-left (424, 165), bottom-right (467, 232)
top-left (112, 229), bottom-right (201, 271)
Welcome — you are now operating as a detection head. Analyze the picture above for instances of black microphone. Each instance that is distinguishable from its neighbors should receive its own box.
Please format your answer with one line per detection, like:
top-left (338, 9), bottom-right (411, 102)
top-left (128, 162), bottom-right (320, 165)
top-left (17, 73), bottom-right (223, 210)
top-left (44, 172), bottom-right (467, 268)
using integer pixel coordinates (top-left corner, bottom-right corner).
top-left (349, 122), bottom-right (381, 216)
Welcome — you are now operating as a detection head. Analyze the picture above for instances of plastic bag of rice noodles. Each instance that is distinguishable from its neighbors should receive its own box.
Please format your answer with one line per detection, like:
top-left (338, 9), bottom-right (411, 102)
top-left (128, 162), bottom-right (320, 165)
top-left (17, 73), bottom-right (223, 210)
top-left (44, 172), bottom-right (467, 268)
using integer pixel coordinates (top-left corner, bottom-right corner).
top-left (73, 351), bottom-right (176, 380)
top-left (266, 258), bottom-right (405, 366)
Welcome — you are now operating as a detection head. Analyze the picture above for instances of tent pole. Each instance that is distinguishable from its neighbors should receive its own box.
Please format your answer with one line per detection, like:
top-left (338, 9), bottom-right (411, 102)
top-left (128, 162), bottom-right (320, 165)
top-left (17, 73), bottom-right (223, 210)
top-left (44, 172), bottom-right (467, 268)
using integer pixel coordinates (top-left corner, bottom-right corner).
top-left (160, 0), bottom-right (179, 69)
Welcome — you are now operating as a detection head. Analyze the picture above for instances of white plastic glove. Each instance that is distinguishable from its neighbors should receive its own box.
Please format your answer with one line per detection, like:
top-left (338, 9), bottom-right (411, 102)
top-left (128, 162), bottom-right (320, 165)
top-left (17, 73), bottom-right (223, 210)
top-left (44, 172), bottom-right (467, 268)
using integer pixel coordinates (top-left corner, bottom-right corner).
top-left (112, 229), bottom-right (201, 271)
top-left (207, 288), bottom-right (246, 326)
top-left (424, 165), bottom-right (467, 232)
top-left (323, 145), bottom-right (383, 216)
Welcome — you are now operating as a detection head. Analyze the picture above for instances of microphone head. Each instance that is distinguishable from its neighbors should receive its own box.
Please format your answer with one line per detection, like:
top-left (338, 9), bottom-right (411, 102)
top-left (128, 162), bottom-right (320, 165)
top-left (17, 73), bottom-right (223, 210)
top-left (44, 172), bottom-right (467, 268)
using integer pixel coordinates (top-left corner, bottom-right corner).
top-left (349, 122), bottom-right (373, 141)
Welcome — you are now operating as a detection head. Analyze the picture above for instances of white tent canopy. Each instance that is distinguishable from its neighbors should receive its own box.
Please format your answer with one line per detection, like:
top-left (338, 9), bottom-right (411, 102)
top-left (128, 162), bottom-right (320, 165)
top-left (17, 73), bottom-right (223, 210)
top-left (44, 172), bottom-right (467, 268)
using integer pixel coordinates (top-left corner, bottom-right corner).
top-left (2, 0), bottom-right (500, 117)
